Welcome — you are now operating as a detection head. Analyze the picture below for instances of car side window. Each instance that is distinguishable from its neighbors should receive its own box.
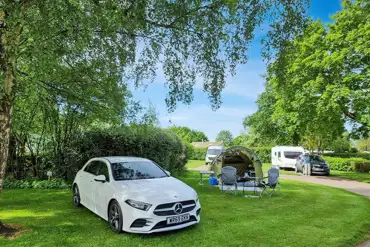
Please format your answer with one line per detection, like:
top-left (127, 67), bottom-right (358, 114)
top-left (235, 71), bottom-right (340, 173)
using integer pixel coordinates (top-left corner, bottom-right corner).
top-left (97, 162), bottom-right (110, 182)
top-left (84, 161), bottom-right (100, 175)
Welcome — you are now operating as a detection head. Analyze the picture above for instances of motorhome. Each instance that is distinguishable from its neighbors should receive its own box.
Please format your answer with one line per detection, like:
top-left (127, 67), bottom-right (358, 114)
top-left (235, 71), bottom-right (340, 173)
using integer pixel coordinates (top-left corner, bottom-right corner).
top-left (205, 145), bottom-right (225, 165)
top-left (271, 146), bottom-right (305, 169)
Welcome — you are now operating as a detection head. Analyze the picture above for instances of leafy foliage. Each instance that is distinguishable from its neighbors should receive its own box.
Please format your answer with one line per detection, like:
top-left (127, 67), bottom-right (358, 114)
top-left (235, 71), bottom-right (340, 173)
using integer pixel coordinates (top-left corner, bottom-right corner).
top-left (216, 130), bottom-right (233, 146)
top-left (244, 0), bottom-right (370, 148)
top-left (324, 152), bottom-right (370, 161)
top-left (4, 178), bottom-right (70, 189)
top-left (169, 126), bottom-right (208, 143)
top-left (326, 137), bottom-right (351, 153)
top-left (0, 0), bottom-right (310, 192)
top-left (187, 147), bottom-right (208, 160)
top-left (357, 138), bottom-right (370, 152)
top-left (323, 156), bottom-right (370, 172)
top-left (252, 147), bottom-right (272, 163)
top-left (62, 126), bottom-right (187, 181)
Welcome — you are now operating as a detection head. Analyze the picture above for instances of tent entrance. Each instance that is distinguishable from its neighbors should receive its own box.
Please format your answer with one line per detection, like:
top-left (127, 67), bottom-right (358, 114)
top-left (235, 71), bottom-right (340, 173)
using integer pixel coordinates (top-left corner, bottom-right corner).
top-left (210, 146), bottom-right (263, 179)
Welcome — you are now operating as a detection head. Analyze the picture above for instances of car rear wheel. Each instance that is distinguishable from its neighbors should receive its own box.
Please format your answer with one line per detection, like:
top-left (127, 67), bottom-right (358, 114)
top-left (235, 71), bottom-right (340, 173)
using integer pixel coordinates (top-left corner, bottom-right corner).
top-left (108, 201), bottom-right (123, 233)
top-left (72, 185), bottom-right (81, 207)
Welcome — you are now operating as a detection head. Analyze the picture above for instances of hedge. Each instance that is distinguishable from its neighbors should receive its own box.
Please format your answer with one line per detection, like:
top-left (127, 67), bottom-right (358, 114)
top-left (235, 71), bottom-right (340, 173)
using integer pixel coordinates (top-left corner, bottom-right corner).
top-left (252, 147), bottom-right (271, 163)
top-left (61, 126), bottom-right (187, 181)
top-left (322, 156), bottom-right (370, 172)
top-left (187, 146), bottom-right (272, 163)
top-left (188, 147), bottom-right (207, 160)
top-left (4, 177), bottom-right (70, 189)
top-left (324, 152), bottom-right (370, 160)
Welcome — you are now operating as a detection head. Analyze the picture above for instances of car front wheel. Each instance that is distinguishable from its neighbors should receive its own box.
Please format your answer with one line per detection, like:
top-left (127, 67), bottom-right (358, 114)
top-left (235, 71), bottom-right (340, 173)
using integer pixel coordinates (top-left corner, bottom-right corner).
top-left (108, 201), bottom-right (123, 233)
top-left (72, 185), bottom-right (81, 207)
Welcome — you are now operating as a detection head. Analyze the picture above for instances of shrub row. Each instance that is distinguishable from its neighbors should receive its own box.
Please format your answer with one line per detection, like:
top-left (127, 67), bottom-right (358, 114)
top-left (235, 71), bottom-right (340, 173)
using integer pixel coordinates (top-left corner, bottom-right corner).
top-left (4, 177), bottom-right (70, 189)
top-left (186, 145), bottom-right (272, 163)
top-left (252, 147), bottom-right (272, 163)
top-left (324, 152), bottom-right (370, 160)
top-left (187, 146), bottom-right (208, 160)
top-left (61, 126), bottom-right (187, 181)
top-left (322, 156), bottom-right (370, 172)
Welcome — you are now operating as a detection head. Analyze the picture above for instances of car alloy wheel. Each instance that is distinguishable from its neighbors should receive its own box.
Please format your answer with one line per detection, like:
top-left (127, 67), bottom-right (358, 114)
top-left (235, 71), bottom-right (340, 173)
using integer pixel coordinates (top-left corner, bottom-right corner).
top-left (108, 201), bottom-right (123, 233)
top-left (73, 185), bottom-right (81, 207)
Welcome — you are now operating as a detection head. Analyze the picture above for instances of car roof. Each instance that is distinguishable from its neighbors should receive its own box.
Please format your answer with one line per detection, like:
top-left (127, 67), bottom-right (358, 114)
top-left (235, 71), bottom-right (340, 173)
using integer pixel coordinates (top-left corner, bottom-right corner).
top-left (100, 156), bottom-right (151, 163)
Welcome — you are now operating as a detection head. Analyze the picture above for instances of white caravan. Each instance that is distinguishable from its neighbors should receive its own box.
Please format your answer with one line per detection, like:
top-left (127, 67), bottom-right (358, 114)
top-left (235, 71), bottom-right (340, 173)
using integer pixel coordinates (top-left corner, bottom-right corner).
top-left (205, 145), bottom-right (225, 164)
top-left (271, 146), bottom-right (305, 169)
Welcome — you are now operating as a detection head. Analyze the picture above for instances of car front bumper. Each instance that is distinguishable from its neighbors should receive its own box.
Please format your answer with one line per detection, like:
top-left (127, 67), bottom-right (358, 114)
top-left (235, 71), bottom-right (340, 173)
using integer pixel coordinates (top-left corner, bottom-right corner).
top-left (311, 168), bottom-right (330, 175)
top-left (120, 201), bottom-right (201, 234)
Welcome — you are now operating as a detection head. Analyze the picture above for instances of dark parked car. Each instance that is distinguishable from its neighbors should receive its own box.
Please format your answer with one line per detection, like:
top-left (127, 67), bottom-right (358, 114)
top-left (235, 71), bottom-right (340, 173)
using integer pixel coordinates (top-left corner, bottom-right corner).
top-left (295, 154), bottom-right (330, 176)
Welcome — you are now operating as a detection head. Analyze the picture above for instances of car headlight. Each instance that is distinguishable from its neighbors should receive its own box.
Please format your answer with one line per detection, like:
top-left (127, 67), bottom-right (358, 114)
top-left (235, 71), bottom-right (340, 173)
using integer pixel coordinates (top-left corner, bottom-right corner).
top-left (125, 199), bottom-right (152, 211)
top-left (195, 195), bottom-right (199, 203)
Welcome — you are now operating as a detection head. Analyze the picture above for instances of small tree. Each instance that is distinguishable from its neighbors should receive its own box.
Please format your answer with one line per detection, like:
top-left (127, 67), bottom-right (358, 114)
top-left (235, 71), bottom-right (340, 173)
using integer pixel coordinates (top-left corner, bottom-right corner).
top-left (216, 130), bottom-right (233, 146)
top-left (358, 138), bottom-right (370, 152)
top-left (327, 137), bottom-right (351, 153)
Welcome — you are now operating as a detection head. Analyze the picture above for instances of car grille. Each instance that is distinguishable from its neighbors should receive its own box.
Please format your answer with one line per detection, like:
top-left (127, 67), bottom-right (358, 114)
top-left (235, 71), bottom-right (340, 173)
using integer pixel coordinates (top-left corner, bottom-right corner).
top-left (153, 200), bottom-right (196, 216)
top-left (151, 216), bottom-right (197, 230)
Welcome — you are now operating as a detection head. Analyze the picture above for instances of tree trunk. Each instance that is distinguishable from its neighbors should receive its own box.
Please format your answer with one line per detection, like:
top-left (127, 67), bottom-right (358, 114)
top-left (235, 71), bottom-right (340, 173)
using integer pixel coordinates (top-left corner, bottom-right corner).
top-left (0, 96), bottom-right (12, 191)
top-left (0, 6), bottom-right (22, 192)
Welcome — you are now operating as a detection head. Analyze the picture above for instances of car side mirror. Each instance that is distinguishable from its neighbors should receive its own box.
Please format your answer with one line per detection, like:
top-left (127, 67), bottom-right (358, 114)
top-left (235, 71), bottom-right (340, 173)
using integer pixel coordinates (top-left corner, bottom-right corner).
top-left (94, 175), bottom-right (107, 183)
top-left (165, 170), bottom-right (171, 176)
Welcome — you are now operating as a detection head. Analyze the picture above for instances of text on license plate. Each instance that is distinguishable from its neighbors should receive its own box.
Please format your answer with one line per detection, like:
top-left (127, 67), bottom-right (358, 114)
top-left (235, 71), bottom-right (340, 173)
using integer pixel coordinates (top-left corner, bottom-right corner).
top-left (167, 214), bottom-right (190, 224)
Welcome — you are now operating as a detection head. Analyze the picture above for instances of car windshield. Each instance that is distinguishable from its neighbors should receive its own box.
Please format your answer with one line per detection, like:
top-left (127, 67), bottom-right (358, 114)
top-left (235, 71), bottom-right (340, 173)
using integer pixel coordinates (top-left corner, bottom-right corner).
top-left (284, 151), bottom-right (302, 159)
top-left (308, 156), bottom-right (324, 162)
top-left (207, 149), bottom-right (222, 155)
top-left (110, 161), bottom-right (168, 181)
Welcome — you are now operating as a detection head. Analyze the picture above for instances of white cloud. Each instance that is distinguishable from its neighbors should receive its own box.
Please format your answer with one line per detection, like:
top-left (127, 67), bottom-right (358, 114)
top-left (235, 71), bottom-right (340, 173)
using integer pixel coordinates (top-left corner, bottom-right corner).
top-left (159, 104), bottom-right (257, 141)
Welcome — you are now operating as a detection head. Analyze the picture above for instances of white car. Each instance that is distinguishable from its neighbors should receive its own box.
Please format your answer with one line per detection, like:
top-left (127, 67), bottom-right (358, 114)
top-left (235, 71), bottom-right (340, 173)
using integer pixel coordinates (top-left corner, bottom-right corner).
top-left (72, 156), bottom-right (201, 234)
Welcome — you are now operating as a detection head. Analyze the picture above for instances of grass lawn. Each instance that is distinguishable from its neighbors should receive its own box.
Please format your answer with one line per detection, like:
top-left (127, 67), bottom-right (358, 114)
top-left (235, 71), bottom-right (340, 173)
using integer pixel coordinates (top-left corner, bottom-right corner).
top-left (263, 163), bottom-right (298, 175)
top-left (186, 160), bottom-right (298, 176)
top-left (186, 160), bottom-right (205, 169)
top-left (1, 171), bottom-right (370, 247)
top-left (330, 170), bottom-right (370, 183)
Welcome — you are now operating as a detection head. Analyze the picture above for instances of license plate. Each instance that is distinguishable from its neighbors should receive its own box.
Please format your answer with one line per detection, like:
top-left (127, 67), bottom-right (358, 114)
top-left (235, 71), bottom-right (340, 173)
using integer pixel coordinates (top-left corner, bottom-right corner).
top-left (316, 168), bottom-right (324, 171)
top-left (167, 214), bottom-right (190, 224)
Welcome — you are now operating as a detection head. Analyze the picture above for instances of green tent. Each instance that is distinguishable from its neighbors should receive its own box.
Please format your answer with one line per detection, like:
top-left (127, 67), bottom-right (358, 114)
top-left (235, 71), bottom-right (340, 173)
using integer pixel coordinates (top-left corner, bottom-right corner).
top-left (209, 146), bottom-right (263, 180)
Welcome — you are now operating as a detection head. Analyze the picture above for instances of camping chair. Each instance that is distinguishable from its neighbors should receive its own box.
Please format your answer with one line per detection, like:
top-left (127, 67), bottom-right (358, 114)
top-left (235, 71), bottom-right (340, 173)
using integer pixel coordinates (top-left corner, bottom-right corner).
top-left (260, 167), bottom-right (280, 197)
top-left (221, 166), bottom-right (238, 195)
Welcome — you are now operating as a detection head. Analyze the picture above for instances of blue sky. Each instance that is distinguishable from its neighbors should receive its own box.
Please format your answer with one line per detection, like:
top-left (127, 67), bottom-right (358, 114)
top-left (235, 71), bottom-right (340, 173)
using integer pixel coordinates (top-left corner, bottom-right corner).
top-left (132, 0), bottom-right (343, 141)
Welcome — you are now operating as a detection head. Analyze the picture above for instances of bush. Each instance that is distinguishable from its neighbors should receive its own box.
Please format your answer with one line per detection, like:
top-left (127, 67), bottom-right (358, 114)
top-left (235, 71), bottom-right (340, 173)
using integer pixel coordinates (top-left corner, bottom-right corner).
top-left (324, 152), bottom-right (370, 160)
top-left (4, 177), bottom-right (70, 189)
top-left (322, 156), bottom-right (370, 172)
top-left (62, 125), bottom-right (187, 181)
top-left (188, 147), bottom-right (207, 160)
top-left (251, 147), bottom-right (271, 163)
top-left (187, 145), bottom-right (272, 163)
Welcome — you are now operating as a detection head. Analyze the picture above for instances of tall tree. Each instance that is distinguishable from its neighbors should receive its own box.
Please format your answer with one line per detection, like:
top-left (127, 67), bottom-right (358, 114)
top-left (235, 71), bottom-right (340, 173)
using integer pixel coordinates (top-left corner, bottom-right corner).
top-left (245, 0), bottom-right (370, 148)
top-left (0, 0), bottom-right (309, 191)
top-left (216, 130), bottom-right (233, 146)
top-left (169, 126), bottom-right (208, 143)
